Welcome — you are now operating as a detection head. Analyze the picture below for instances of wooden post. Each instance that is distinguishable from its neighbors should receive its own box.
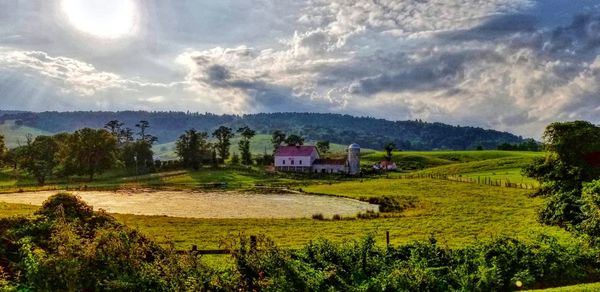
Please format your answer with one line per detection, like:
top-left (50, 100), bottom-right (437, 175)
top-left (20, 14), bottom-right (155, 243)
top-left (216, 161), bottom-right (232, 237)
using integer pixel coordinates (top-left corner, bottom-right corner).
top-left (386, 231), bottom-right (390, 247)
top-left (250, 235), bottom-right (257, 252)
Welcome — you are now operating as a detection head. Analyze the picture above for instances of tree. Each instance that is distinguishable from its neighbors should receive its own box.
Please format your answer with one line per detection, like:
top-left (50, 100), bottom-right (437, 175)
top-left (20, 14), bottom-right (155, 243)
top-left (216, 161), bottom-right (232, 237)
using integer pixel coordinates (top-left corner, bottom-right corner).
top-left (284, 134), bottom-right (304, 146)
top-left (384, 143), bottom-right (396, 161)
top-left (524, 121), bottom-right (600, 230)
top-left (21, 136), bottom-right (59, 185)
top-left (271, 130), bottom-right (286, 154)
top-left (237, 126), bottom-right (256, 165)
top-left (104, 120), bottom-right (124, 136)
top-left (176, 129), bottom-right (210, 170)
top-left (119, 127), bottom-right (135, 144)
top-left (231, 152), bottom-right (240, 165)
top-left (135, 120), bottom-right (158, 144)
top-left (212, 126), bottom-right (234, 163)
top-left (0, 134), bottom-right (5, 166)
top-left (316, 141), bottom-right (330, 155)
top-left (120, 140), bottom-right (154, 174)
top-left (58, 128), bottom-right (118, 180)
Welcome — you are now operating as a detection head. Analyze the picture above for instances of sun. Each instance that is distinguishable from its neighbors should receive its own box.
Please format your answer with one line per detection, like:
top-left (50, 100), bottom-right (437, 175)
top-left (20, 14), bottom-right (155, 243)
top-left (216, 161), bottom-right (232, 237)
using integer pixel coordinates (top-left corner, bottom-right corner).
top-left (61, 0), bottom-right (139, 39)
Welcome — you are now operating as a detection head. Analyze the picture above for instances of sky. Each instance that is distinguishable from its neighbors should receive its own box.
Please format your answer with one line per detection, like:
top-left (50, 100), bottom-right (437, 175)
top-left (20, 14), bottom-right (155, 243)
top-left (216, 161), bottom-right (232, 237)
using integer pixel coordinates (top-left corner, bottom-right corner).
top-left (0, 0), bottom-right (599, 138)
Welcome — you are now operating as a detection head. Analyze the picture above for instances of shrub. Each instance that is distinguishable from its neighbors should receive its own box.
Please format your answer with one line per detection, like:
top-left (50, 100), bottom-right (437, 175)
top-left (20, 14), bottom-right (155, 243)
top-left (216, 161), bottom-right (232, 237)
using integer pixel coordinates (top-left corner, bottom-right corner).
top-left (365, 195), bottom-right (418, 213)
top-left (312, 213), bottom-right (325, 220)
top-left (357, 210), bottom-right (380, 219)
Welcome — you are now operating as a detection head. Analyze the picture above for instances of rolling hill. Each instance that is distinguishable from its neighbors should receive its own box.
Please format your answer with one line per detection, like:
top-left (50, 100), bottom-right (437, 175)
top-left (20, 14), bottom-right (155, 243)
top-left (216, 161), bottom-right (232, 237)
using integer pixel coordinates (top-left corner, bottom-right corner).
top-left (0, 111), bottom-right (527, 150)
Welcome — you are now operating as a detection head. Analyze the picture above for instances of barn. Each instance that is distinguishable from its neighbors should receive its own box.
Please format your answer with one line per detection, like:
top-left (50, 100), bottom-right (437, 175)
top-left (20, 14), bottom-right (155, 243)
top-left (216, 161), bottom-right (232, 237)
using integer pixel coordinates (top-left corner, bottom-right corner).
top-left (273, 143), bottom-right (361, 174)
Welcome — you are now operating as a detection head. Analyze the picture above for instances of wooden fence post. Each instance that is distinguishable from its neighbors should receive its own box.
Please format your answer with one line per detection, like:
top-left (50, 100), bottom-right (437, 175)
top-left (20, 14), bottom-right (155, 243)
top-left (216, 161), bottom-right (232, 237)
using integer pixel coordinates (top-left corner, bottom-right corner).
top-left (250, 235), bottom-right (257, 252)
top-left (386, 231), bottom-right (390, 247)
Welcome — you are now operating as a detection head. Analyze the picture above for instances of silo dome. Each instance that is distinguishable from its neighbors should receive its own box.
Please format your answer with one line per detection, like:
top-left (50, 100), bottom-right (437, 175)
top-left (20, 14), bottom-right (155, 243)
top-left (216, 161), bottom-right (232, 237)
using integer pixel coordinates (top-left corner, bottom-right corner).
top-left (348, 143), bottom-right (360, 149)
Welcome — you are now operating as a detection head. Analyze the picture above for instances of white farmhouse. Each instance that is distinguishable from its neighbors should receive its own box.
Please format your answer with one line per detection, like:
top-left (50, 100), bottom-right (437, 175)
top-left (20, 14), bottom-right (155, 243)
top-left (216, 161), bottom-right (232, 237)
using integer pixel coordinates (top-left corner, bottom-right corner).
top-left (274, 143), bottom-right (361, 174)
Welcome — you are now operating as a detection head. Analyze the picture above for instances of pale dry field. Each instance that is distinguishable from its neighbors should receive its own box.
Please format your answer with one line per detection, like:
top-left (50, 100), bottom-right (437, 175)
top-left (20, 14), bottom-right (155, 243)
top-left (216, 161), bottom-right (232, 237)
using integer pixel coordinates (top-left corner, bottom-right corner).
top-left (0, 190), bottom-right (377, 219)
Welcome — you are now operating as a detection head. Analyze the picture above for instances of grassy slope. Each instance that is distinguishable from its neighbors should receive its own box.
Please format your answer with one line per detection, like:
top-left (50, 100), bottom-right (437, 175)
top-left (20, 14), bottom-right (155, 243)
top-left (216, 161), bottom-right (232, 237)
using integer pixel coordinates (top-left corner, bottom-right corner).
top-left (0, 150), bottom-right (562, 251)
top-left (0, 177), bottom-right (571, 250)
top-left (0, 120), bottom-right (52, 148)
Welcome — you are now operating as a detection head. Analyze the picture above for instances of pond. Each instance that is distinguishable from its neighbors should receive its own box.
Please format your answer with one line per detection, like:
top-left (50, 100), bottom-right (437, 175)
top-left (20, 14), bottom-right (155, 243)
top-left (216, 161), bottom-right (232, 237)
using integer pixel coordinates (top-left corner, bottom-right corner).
top-left (0, 190), bottom-right (378, 219)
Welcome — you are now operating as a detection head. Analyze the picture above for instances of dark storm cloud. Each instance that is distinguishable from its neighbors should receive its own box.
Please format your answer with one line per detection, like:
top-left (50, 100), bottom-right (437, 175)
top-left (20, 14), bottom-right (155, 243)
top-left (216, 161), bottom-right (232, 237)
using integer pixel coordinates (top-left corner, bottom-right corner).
top-left (352, 50), bottom-right (504, 95)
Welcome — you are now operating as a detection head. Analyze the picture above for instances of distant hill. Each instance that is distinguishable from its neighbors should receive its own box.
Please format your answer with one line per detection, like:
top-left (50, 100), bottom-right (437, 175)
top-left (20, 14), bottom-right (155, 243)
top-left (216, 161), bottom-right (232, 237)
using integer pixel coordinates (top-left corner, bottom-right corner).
top-left (0, 120), bottom-right (52, 148)
top-left (153, 134), bottom-right (373, 160)
top-left (0, 111), bottom-right (526, 150)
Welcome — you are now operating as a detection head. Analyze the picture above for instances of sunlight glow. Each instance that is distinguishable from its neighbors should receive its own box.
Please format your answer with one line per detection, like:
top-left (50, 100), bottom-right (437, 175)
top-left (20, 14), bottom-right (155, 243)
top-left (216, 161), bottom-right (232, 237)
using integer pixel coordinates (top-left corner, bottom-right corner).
top-left (61, 0), bottom-right (139, 39)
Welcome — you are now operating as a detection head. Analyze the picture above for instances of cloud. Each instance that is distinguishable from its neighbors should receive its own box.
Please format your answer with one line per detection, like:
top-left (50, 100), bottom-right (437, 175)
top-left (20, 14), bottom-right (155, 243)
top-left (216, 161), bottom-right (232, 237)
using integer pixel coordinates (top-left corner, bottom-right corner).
top-left (2, 0), bottom-right (600, 139)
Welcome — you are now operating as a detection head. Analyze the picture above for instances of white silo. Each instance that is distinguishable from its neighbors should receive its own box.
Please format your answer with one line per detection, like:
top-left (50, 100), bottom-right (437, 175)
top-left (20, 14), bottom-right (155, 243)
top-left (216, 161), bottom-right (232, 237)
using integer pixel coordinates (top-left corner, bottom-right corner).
top-left (347, 143), bottom-right (361, 175)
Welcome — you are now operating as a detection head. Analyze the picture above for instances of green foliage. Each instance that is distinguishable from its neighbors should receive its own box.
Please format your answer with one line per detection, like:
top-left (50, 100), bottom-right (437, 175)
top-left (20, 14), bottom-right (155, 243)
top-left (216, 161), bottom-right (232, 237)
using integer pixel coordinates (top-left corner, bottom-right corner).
top-left (120, 140), bottom-right (154, 173)
top-left (0, 134), bottom-right (5, 166)
top-left (230, 235), bottom-right (596, 291)
top-left (365, 195), bottom-right (418, 213)
top-left (0, 111), bottom-right (527, 150)
top-left (524, 121), bottom-right (600, 233)
top-left (580, 180), bottom-right (600, 240)
top-left (237, 126), bottom-right (256, 165)
top-left (231, 152), bottom-right (240, 165)
top-left (57, 128), bottom-right (118, 180)
top-left (271, 130), bottom-right (286, 153)
top-left (175, 129), bottom-right (210, 170)
top-left (497, 138), bottom-right (541, 151)
top-left (19, 136), bottom-right (59, 185)
top-left (384, 142), bottom-right (396, 161)
top-left (212, 126), bottom-right (234, 162)
top-left (316, 140), bottom-right (330, 155)
top-left (284, 134), bottom-right (304, 146)
top-left (0, 193), bottom-right (226, 291)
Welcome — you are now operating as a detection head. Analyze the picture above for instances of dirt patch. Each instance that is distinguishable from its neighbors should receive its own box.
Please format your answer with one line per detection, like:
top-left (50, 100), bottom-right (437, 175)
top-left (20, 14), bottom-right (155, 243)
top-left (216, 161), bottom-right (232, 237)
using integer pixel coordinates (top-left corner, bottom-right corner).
top-left (0, 190), bottom-right (378, 219)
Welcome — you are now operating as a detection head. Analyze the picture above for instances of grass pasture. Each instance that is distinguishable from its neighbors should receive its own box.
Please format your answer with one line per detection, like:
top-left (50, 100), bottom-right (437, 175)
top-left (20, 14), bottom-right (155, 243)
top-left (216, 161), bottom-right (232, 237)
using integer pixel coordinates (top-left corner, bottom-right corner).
top-left (0, 177), bottom-right (572, 251)
top-left (0, 150), bottom-right (562, 252)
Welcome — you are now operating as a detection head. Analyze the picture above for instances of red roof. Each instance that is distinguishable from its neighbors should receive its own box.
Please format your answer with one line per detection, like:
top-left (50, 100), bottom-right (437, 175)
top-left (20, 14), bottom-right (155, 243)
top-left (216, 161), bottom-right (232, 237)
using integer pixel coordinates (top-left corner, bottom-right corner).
top-left (584, 152), bottom-right (600, 167)
top-left (275, 145), bottom-right (318, 157)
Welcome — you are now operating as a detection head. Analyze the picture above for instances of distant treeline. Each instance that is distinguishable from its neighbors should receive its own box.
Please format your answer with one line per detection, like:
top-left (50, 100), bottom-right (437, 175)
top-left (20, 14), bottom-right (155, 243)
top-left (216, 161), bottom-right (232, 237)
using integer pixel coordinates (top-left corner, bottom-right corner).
top-left (496, 138), bottom-right (541, 151)
top-left (0, 111), bottom-right (527, 150)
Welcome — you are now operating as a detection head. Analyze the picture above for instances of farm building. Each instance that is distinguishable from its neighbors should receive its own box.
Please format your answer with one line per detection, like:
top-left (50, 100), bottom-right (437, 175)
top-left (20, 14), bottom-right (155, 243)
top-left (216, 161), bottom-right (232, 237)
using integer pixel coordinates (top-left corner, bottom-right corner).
top-left (274, 143), bottom-right (361, 175)
top-left (373, 160), bottom-right (398, 171)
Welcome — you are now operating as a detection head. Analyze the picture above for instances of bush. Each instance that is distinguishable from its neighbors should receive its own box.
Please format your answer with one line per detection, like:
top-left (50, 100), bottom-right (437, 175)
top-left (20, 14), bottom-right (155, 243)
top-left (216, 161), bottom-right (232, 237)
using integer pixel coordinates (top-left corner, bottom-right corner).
top-left (2, 193), bottom-right (600, 290)
top-left (311, 213), bottom-right (325, 220)
top-left (357, 210), bottom-right (380, 219)
top-left (364, 195), bottom-right (418, 213)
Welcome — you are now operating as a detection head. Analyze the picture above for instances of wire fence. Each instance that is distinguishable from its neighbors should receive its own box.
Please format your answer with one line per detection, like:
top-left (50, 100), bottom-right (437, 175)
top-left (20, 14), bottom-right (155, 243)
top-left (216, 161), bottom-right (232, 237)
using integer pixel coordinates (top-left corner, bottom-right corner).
top-left (397, 173), bottom-right (538, 190)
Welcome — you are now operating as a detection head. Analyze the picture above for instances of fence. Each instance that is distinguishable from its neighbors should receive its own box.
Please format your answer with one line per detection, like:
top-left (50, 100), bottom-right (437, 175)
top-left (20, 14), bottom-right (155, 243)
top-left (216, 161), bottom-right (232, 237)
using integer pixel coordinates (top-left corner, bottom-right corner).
top-left (397, 173), bottom-right (538, 190)
top-left (177, 232), bottom-right (394, 256)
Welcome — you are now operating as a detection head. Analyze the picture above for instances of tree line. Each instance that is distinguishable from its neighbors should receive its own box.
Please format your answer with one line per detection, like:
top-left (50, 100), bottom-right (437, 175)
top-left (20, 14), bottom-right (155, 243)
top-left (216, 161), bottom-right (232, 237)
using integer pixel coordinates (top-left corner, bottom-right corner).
top-left (1, 120), bottom-right (334, 184)
top-left (0, 111), bottom-right (527, 151)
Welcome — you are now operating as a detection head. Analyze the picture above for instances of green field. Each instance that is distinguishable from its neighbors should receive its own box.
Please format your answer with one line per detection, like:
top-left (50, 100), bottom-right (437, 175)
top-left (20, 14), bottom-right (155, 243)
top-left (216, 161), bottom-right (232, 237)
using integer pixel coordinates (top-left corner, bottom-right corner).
top-left (0, 151), bottom-right (561, 251)
top-left (0, 120), bottom-right (52, 148)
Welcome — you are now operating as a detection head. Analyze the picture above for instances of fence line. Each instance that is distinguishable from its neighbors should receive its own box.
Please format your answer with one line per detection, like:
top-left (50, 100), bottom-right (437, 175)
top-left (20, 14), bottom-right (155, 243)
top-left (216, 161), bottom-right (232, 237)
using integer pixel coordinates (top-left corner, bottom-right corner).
top-left (397, 173), bottom-right (538, 190)
top-left (177, 232), bottom-right (394, 256)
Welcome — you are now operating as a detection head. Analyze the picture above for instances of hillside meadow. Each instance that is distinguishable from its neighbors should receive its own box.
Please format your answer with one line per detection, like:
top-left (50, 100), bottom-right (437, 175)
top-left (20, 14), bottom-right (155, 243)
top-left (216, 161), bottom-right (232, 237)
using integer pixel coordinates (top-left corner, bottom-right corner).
top-left (0, 149), bottom-right (573, 252)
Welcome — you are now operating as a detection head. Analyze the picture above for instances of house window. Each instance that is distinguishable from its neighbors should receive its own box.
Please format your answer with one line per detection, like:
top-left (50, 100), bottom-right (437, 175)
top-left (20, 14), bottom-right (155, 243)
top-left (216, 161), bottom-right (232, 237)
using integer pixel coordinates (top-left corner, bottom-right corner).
top-left (282, 160), bottom-right (285, 165)
top-left (291, 160), bottom-right (295, 165)
top-left (299, 160), bottom-right (302, 165)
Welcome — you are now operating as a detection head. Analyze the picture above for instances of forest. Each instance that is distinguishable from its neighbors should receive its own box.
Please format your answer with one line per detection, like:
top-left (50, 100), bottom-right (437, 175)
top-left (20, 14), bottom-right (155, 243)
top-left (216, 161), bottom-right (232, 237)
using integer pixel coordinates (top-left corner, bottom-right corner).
top-left (0, 111), bottom-right (525, 151)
